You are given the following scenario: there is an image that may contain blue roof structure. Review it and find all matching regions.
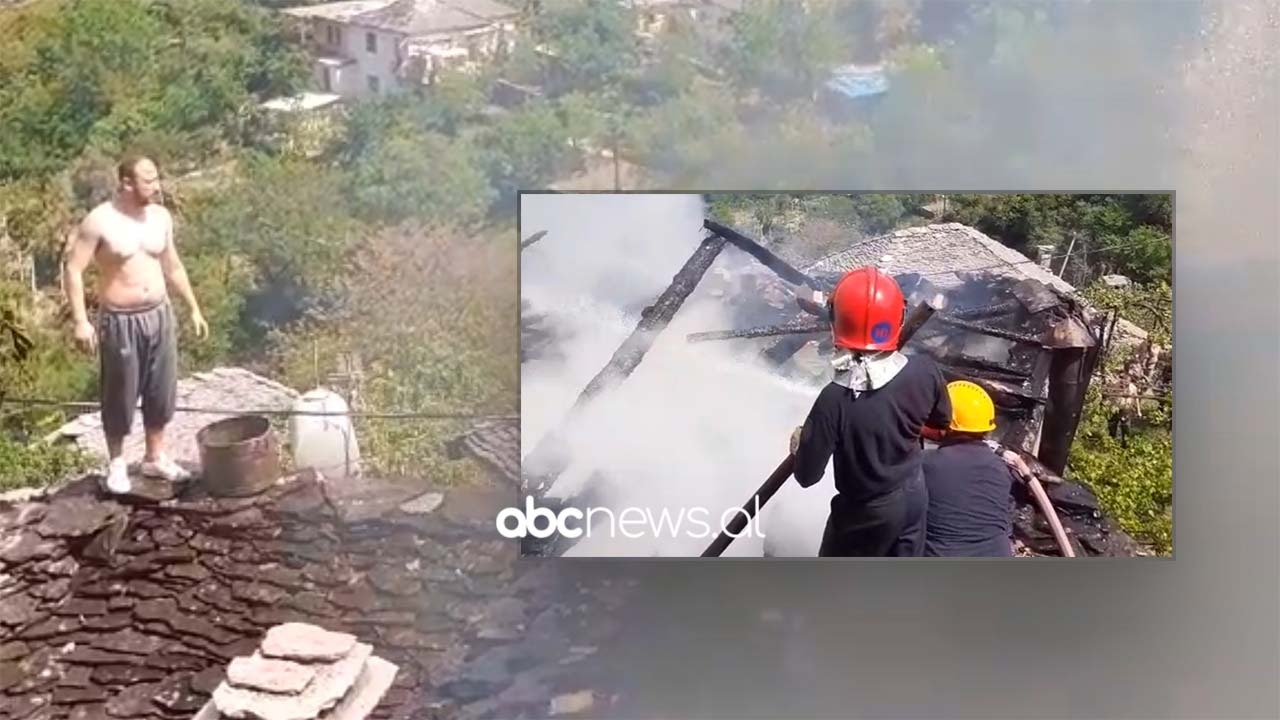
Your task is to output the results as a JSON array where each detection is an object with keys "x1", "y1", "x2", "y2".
[{"x1": 824, "y1": 65, "x2": 890, "y2": 100}]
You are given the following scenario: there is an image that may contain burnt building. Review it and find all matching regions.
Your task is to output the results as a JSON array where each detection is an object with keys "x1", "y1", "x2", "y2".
[{"x1": 731, "y1": 222, "x2": 1148, "y2": 556}]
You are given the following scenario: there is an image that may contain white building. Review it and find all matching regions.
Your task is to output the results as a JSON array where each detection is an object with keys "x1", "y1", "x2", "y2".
[{"x1": 283, "y1": 0, "x2": 520, "y2": 99}]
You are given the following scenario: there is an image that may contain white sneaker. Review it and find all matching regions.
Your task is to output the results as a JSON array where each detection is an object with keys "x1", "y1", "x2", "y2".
[
  {"x1": 103, "y1": 457, "x2": 131, "y2": 495},
  {"x1": 140, "y1": 454, "x2": 191, "y2": 482}
]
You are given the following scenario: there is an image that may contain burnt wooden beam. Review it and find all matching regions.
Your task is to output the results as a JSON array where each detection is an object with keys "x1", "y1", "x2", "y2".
[
  {"x1": 1038, "y1": 347, "x2": 1087, "y2": 475},
  {"x1": 703, "y1": 219, "x2": 823, "y2": 291},
  {"x1": 520, "y1": 230, "x2": 548, "y2": 250},
  {"x1": 936, "y1": 315, "x2": 1046, "y2": 345},
  {"x1": 521, "y1": 233, "x2": 729, "y2": 499},
  {"x1": 686, "y1": 319, "x2": 828, "y2": 344},
  {"x1": 950, "y1": 300, "x2": 1021, "y2": 320}
]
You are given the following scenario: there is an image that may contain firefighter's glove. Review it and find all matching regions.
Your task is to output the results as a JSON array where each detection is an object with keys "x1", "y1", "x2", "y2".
[{"x1": 789, "y1": 425, "x2": 803, "y2": 456}]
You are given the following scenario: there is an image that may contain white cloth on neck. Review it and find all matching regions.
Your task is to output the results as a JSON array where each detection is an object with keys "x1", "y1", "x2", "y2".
[{"x1": 831, "y1": 349, "x2": 908, "y2": 397}]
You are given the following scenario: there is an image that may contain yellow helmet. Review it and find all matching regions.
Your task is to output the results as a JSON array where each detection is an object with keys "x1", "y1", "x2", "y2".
[{"x1": 947, "y1": 380, "x2": 996, "y2": 433}]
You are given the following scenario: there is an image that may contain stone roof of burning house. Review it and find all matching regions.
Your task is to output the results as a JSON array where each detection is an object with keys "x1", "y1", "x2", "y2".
[
  {"x1": 47, "y1": 368, "x2": 299, "y2": 469},
  {"x1": 804, "y1": 222, "x2": 1079, "y2": 296}
]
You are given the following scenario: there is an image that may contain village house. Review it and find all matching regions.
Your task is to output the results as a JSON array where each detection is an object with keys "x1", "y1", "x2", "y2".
[
  {"x1": 281, "y1": 0, "x2": 521, "y2": 99},
  {"x1": 625, "y1": 0, "x2": 743, "y2": 37}
]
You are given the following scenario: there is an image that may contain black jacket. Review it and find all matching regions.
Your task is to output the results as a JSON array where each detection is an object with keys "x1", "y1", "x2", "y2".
[{"x1": 793, "y1": 355, "x2": 951, "y2": 502}]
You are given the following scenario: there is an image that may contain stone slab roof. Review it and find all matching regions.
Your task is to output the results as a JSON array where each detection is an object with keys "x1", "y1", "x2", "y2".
[
  {"x1": 802, "y1": 222, "x2": 1148, "y2": 343},
  {"x1": 282, "y1": 0, "x2": 396, "y2": 23},
  {"x1": 287, "y1": 0, "x2": 517, "y2": 36},
  {"x1": 804, "y1": 222, "x2": 1079, "y2": 295},
  {"x1": 357, "y1": 0, "x2": 517, "y2": 35}
]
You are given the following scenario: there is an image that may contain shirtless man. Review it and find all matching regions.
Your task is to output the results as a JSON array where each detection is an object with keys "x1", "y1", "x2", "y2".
[{"x1": 63, "y1": 154, "x2": 208, "y2": 494}]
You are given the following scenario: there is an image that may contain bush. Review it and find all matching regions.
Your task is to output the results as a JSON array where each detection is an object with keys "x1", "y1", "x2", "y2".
[
  {"x1": 348, "y1": 131, "x2": 493, "y2": 227},
  {"x1": 0, "y1": 437, "x2": 94, "y2": 492},
  {"x1": 1068, "y1": 384, "x2": 1173, "y2": 554}
]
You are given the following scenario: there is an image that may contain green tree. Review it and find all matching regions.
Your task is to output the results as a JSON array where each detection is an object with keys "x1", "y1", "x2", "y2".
[
  {"x1": 178, "y1": 155, "x2": 358, "y2": 363},
  {"x1": 720, "y1": 0, "x2": 847, "y2": 103},
  {"x1": 480, "y1": 102, "x2": 574, "y2": 207},
  {"x1": 557, "y1": 91, "x2": 608, "y2": 152},
  {"x1": 628, "y1": 85, "x2": 745, "y2": 181},
  {"x1": 533, "y1": 0, "x2": 641, "y2": 92},
  {"x1": 0, "y1": 0, "x2": 306, "y2": 182},
  {"x1": 0, "y1": 279, "x2": 96, "y2": 462},
  {"x1": 348, "y1": 131, "x2": 494, "y2": 226}
]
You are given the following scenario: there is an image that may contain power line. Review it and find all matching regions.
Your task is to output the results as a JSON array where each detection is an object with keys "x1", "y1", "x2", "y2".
[{"x1": 0, "y1": 396, "x2": 517, "y2": 422}]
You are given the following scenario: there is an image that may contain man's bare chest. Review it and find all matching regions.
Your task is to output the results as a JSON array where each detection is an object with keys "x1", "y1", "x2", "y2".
[{"x1": 96, "y1": 210, "x2": 168, "y2": 262}]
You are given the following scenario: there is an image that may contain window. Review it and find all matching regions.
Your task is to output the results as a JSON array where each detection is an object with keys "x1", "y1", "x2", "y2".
[
  {"x1": 326, "y1": 25, "x2": 343, "y2": 46},
  {"x1": 367, "y1": 75, "x2": 380, "y2": 94},
  {"x1": 366, "y1": 32, "x2": 377, "y2": 53}
]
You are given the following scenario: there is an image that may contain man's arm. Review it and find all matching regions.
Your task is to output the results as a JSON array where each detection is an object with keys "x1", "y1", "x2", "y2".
[
  {"x1": 63, "y1": 217, "x2": 99, "y2": 352},
  {"x1": 158, "y1": 210, "x2": 207, "y2": 339},
  {"x1": 792, "y1": 388, "x2": 838, "y2": 488}
]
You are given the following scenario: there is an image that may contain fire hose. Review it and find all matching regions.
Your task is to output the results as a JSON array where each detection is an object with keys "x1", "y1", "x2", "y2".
[{"x1": 999, "y1": 449, "x2": 1076, "y2": 557}]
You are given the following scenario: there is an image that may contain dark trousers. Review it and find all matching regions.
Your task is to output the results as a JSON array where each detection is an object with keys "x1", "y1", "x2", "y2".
[
  {"x1": 890, "y1": 471, "x2": 928, "y2": 557},
  {"x1": 819, "y1": 472, "x2": 929, "y2": 558},
  {"x1": 97, "y1": 299, "x2": 177, "y2": 438}
]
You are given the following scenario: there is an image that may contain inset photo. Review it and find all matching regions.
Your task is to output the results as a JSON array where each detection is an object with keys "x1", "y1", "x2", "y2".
[{"x1": 518, "y1": 192, "x2": 1172, "y2": 558}]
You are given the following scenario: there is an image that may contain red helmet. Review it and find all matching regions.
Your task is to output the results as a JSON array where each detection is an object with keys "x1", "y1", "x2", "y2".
[{"x1": 827, "y1": 267, "x2": 905, "y2": 351}]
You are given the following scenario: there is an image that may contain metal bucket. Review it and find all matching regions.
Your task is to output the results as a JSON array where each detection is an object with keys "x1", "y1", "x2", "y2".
[{"x1": 197, "y1": 415, "x2": 279, "y2": 497}]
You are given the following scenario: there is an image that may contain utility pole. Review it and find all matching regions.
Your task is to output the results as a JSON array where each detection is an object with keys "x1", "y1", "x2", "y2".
[
  {"x1": 1058, "y1": 231, "x2": 1078, "y2": 278},
  {"x1": 612, "y1": 131, "x2": 621, "y2": 192}
]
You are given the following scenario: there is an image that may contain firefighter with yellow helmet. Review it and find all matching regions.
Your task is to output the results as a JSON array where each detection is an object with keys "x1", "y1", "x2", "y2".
[{"x1": 920, "y1": 380, "x2": 1021, "y2": 557}]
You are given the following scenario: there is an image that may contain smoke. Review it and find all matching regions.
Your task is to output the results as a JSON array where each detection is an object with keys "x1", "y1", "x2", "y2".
[
  {"x1": 519, "y1": 193, "x2": 837, "y2": 556},
  {"x1": 686, "y1": 1, "x2": 1205, "y2": 191}
]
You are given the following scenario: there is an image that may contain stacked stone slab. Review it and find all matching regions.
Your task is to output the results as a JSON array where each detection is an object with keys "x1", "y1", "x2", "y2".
[{"x1": 194, "y1": 623, "x2": 396, "y2": 720}]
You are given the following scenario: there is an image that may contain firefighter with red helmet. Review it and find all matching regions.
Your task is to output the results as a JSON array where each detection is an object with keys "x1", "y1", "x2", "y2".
[{"x1": 788, "y1": 267, "x2": 952, "y2": 556}]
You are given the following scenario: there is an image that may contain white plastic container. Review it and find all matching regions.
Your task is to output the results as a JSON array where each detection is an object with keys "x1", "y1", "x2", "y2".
[{"x1": 288, "y1": 389, "x2": 361, "y2": 480}]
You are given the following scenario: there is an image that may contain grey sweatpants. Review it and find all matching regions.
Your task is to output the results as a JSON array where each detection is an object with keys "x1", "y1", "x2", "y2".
[{"x1": 98, "y1": 299, "x2": 177, "y2": 438}]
